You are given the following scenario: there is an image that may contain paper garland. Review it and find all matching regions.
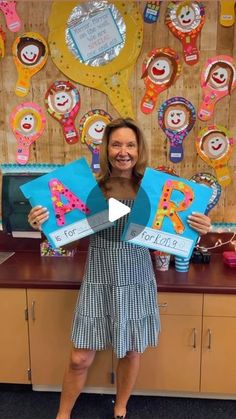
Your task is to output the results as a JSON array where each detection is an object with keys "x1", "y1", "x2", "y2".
[
  {"x1": 12, "y1": 32, "x2": 48, "y2": 97},
  {"x1": 45, "y1": 80, "x2": 80, "y2": 145},
  {"x1": 0, "y1": 1, "x2": 21, "y2": 32},
  {"x1": 165, "y1": 1, "x2": 205, "y2": 66},
  {"x1": 79, "y1": 109, "x2": 112, "y2": 173},
  {"x1": 190, "y1": 172, "x2": 222, "y2": 214},
  {"x1": 158, "y1": 96, "x2": 196, "y2": 163},
  {"x1": 141, "y1": 47, "x2": 181, "y2": 114},
  {"x1": 48, "y1": 1, "x2": 143, "y2": 118},
  {"x1": 198, "y1": 55, "x2": 236, "y2": 121},
  {"x1": 10, "y1": 102, "x2": 46, "y2": 165},
  {"x1": 195, "y1": 125, "x2": 234, "y2": 187}
]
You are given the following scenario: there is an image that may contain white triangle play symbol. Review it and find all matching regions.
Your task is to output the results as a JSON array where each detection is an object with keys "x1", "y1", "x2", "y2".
[{"x1": 108, "y1": 197, "x2": 131, "y2": 222}]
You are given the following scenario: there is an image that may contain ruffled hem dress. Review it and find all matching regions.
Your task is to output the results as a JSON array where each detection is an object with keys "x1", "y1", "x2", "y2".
[{"x1": 71, "y1": 199, "x2": 160, "y2": 359}]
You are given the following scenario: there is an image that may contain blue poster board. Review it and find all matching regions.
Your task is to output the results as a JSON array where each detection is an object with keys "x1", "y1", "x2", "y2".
[
  {"x1": 122, "y1": 168, "x2": 212, "y2": 258},
  {"x1": 20, "y1": 158, "x2": 111, "y2": 248}
]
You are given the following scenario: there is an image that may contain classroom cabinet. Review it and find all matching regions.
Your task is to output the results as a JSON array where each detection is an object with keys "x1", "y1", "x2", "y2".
[
  {"x1": 27, "y1": 289, "x2": 113, "y2": 389},
  {"x1": 2, "y1": 289, "x2": 236, "y2": 397},
  {"x1": 27, "y1": 289, "x2": 78, "y2": 386},
  {"x1": 134, "y1": 293, "x2": 202, "y2": 392},
  {"x1": 0, "y1": 289, "x2": 30, "y2": 383},
  {"x1": 201, "y1": 294, "x2": 236, "y2": 394}
]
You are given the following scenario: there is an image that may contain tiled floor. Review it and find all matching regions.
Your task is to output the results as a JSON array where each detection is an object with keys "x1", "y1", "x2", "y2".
[{"x1": 0, "y1": 388, "x2": 236, "y2": 419}]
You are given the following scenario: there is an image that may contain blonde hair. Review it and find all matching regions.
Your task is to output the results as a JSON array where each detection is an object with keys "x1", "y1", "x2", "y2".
[{"x1": 96, "y1": 118, "x2": 149, "y2": 183}]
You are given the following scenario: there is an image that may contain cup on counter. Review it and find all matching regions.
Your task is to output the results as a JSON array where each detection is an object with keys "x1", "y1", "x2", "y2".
[
  {"x1": 175, "y1": 256, "x2": 190, "y2": 272},
  {"x1": 153, "y1": 251, "x2": 171, "y2": 271}
]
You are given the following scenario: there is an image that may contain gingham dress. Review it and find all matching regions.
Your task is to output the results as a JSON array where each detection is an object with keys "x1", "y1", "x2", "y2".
[{"x1": 71, "y1": 199, "x2": 160, "y2": 359}]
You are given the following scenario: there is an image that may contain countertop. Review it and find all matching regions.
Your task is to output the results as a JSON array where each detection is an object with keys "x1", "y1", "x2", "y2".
[{"x1": 0, "y1": 251, "x2": 236, "y2": 294}]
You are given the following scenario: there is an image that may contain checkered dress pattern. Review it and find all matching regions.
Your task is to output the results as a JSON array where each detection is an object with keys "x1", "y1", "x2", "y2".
[{"x1": 71, "y1": 200, "x2": 160, "y2": 358}]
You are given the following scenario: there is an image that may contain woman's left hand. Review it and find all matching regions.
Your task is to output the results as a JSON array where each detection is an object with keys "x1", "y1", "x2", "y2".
[{"x1": 187, "y1": 212, "x2": 211, "y2": 235}]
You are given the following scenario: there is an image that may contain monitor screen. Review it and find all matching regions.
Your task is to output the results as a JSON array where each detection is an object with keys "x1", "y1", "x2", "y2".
[{"x1": 1, "y1": 173, "x2": 44, "y2": 238}]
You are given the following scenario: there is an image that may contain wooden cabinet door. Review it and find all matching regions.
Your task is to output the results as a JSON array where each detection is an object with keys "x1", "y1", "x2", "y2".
[
  {"x1": 27, "y1": 289, "x2": 78, "y2": 386},
  {"x1": 135, "y1": 315, "x2": 202, "y2": 392},
  {"x1": 201, "y1": 317, "x2": 236, "y2": 394},
  {"x1": 27, "y1": 289, "x2": 113, "y2": 389},
  {"x1": 0, "y1": 289, "x2": 30, "y2": 383}
]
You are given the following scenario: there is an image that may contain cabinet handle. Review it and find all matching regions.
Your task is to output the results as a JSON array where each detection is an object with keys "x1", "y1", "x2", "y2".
[
  {"x1": 207, "y1": 329, "x2": 212, "y2": 350},
  {"x1": 158, "y1": 302, "x2": 168, "y2": 308},
  {"x1": 31, "y1": 301, "x2": 36, "y2": 321},
  {"x1": 192, "y1": 328, "x2": 197, "y2": 349}
]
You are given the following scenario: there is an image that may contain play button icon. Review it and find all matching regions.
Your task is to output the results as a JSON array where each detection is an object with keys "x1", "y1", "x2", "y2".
[{"x1": 108, "y1": 197, "x2": 131, "y2": 222}]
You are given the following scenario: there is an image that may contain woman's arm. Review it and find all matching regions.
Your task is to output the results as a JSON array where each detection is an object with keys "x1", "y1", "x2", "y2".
[{"x1": 187, "y1": 212, "x2": 211, "y2": 235}]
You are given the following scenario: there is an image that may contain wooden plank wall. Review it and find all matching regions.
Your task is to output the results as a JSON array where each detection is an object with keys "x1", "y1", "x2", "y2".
[{"x1": 0, "y1": 1, "x2": 235, "y2": 222}]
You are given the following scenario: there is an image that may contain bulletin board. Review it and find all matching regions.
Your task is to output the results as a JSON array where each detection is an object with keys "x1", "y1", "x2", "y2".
[{"x1": 0, "y1": 1, "x2": 235, "y2": 224}]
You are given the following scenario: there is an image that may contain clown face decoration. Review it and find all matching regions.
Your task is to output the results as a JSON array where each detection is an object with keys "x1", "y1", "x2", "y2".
[
  {"x1": 17, "y1": 39, "x2": 45, "y2": 66},
  {"x1": 147, "y1": 56, "x2": 174, "y2": 85},
  {"x1": 141, "y1": 47, "x2": 181, "y2": 114},
  {"x1": 12, "y1": 32, "x2": 48, "y2": 97},
  {"x1": 201, "y1": 131, "x2": 228, "y2": 159},
  {"x1": 45, "y1": 81, "x2": 80, "y2": 145},
  {"x1": 164, "y1": 104, "x2": 190, "y2": 132},
  {"x1": 19, "y1": 113, "x2": 36, "y2": 135},
  {"x1": 206, "y1": 63, "x2": 234, "y2": 91},
  {"x1": 196, "y1": 125, "x2": 234, "y2": 187},
  {"x1": 198, "y1": 56, "x2": 236, "y2": 121},
  {"x1": 177, "y1": 3, "x2": 196, "y2": 28},
  {"x1": 10, "y1": 102, "x2": 46, "y2": 165},
  {"x1": 49, "y1": 90, "x2": 74, "y2": 114},
  {"x1": 79, "y1": 109, "x2": 112, "y2": 173},
  {"x1": 158, "y1": 97, "x2": 196, "y2": 163},
  {"x1": 165, "y1": 1, "x2": 205, "y2": 65}
]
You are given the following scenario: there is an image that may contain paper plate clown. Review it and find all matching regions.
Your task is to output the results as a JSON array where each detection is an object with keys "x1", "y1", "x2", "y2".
[
  {"x1": 141, "y1": 47, "x2": 181, "y2": 114},
  {"x1": 79, "y1": 109, "x2": 112, "y2": 173},
  {"x1": 158, "y1": 96, "x2": 196, "y2": 163},
  {"x1": 12, "y1": 32, "x2": 48, "y2": 97},
  {"x1": 45, "y1": 80, "x2": 80, "y2": 145},
  {"x1": 195, "y1": 125, "x2": 234, "y2": 187},
  {"x1": 198, "y1": 55, "x2": 236, "y2": 121},
  {"x1": 165, "y1": 1, "x2": 205, "y2": 66},
  {"x1": 10, "y1": 102, "x2": 46, "y2": 165}
]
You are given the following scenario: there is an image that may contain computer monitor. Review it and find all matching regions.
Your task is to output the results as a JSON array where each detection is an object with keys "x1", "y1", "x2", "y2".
[{"x1": 1, "y1": 172, "x2": 44, "y2": 238}]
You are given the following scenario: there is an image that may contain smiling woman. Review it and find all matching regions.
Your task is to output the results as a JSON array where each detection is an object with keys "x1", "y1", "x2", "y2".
[{"x1": 27, "y1": 118, "x2": 211, "y2": 419}]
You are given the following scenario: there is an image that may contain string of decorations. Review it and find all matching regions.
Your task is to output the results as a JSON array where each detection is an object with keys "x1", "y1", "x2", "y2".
[{"x1": 198, "y1": 232, "x2": 236, "y2": 252}]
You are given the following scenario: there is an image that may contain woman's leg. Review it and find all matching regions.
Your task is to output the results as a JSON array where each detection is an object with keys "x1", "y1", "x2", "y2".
[
  {"x1": 56, "y1": 347, "x2": 96, "y2": 419},
  {"x1": 114, "y1": 351, "x2": 140, "y2": 418}
]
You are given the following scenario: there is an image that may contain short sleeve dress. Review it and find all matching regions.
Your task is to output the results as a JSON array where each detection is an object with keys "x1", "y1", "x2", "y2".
[{"x1": 71, "y1": 199, "x2": 160, "y2": 359}]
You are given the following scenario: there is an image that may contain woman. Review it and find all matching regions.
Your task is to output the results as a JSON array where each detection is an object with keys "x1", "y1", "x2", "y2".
[{"x1": 28, "y1": 118, "x2": 211, "y2": 419}]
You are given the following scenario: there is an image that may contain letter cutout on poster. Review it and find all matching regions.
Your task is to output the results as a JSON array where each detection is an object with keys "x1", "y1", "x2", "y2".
[
  {"x1": 152, "y1": 180, "x2": 194, "y2": 234},
  {"x1": 122, "y1": 169, "x2": 212, "y2": 258},
  {"x1": 20, "y1": 158, "x2": 112, "y2": 248},
  {"x1": 49, "y1": 179, "x2": 90, "y2": 226}
]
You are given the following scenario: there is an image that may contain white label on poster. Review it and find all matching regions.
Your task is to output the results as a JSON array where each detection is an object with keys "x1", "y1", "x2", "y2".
[
  {"x1": 69, "y1": 8, "x2": 123, "y2": 62},
  {"x1": 49, "y1": 210, "x2": 112, "y2": 247},
  {"x1": 124, "y1": 223, "x2": 193, "y2": 257}
]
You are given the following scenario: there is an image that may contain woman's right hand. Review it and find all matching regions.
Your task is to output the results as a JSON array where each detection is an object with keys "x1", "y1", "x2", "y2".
[{"x1": 28, "y1": 206, "x2": 49, "y2": 230}]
